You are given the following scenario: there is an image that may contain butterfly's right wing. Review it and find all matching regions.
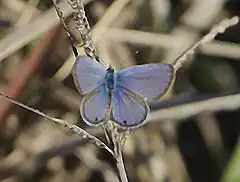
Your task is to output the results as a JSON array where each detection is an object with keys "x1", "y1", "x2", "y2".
[
  {"x1": 111, "y1": 86, "x2": 149, "y2": 128},
  {"x1": 80, "y1": 84, "x2": 110, "y2": 126},
  {"x1": 117, "y1": 64, "x2": 174, "y2": 100},
  {"x1": 73, "y1": 56, "x2": 106, "y2": 94}
]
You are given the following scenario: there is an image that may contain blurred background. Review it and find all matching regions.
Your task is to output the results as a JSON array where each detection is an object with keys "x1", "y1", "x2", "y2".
[{"x1": 0, "y1": 0, "x2": 240, "y2": 182}]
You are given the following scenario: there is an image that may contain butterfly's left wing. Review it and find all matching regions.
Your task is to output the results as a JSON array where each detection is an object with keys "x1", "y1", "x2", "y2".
[
  {"x1": 111, "y1": 86, "x2": 149, "y2": 128},
  {"x1": 80, "y1": 84, "x2": 109, "y2": 126},
  {"x1": 117, "y1": 64, "x2": 174, "y2": 100}
]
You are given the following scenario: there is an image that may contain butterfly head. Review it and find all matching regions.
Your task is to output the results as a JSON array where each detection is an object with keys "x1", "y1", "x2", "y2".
[{"x1": 107, "y1": 66, "x2": 114, "y2": 73}]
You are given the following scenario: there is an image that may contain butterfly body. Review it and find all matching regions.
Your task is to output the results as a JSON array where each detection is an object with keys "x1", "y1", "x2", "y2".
[
  {"x1": 73, "y1": 56, "x2": 174, "y2": 128},
  {"x1": 105, "y1": 67, "x2": 115, "y2": 91}
]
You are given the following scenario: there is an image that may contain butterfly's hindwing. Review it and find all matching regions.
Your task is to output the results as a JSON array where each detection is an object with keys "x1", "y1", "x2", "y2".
[
  {"x1": 111, "y1": 85, "x2": 149, "y2": 128},
  {"x1": 80, "y1": 84, "x2": 110, "y2": 126}
]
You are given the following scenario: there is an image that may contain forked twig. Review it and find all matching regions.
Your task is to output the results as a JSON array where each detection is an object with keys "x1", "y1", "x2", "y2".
[
  {"x1": 171, "y1": 16, "x2": 239, "y2": 70},
  {"x1": 0, "y1": 93, "x2": 113, "y2": 156}
]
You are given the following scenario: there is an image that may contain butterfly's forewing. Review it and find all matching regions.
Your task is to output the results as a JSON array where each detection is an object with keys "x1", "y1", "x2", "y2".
[
  {"x1": 73, "y1": 56, "x2": 106, "y2": 95},
  {"x1": 80, "y1": 84, "x2": 109, "y2": 126},
  {"x1": 111, "y1": 86, "x2": 149, "y2": 128},
  {"x1": 117, "y1": 64, "x2": 174, "y2": 100}
]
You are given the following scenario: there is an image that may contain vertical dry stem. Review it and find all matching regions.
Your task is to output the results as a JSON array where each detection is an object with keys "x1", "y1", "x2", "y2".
[
  {"x1": 66, "y1": 0, "x2": 96, "y2": 57},
  {"x1": 111, "y1": 127, "x2": 129, "y2": 182},
  {"x1": 116, "y1": 148, "x2": 128, "y2": 182}
]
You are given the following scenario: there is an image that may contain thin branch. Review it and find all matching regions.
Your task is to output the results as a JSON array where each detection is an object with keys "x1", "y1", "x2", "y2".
[
  {"x1": 148, "y1": 92, "x2": 240, "y2": 123},
  {"x1": 180, "y1": 0, "x2": 226, "y2": 29},
  {"x1": 0, "y1": 93, "x2": 114, "y2": 156},
  {"x1": 52, "y1": 0, "x2": 79, "y2": 57},
  {"x1": 0, "y1": 1, "x2": 70, "y2": 62},
  {"x1": 171, "y1": 16, "x2": 239, "y2": 70},
  {"x1": 50, "y1": 81, "x2": 240, "y2": 124},
  {"x1": 0, "y1": 27, "x2": 59, "y2": 126},
  {"x1": 52, "y1": 0, "x2": 132, "y2": 80},
  {"x1": 92, "y1": 0, "x2": 131, "y2": 43},
  {"x1": 14, "y1": 0, "x2": 39, "y2": 28},
  {"x1": 0, "y1": 92, "x2": 129, "y2": 181},
  {"x1": 115, "y1": 149, "x2": 128, "y2": 182},
  {"x1": 104, "y1": 28, "x2": 240, "y2": 60},
  {"x1": 111, "y1": 127, "x2": 129, "y2": 182},
  {"x1": 66, "y1": 0, "x2": 96, "y2": 57},
  {"x1": 0, "y1": 0, "x2": 93, "y2": 62}
]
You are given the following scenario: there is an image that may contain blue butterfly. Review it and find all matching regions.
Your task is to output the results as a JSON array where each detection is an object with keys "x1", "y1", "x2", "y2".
[{"x1": 72, "y1": 56, "x2": 174, "y2": 128}]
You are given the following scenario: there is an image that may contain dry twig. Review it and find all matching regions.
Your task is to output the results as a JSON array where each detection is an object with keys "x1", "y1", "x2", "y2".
[
  {"x1": 171, "y1": 16, "x2": 239, "y2": 70},
  {"x1": 0, "y1": 93, "x2": 114, "y2": 156}
]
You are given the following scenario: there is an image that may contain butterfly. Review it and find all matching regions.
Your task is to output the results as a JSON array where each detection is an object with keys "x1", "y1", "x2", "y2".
[{"x1": 72, "y1": 56, "x2": 174, "y2": 128}]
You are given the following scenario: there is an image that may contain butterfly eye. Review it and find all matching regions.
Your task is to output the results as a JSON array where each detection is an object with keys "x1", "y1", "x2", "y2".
[{"x1": 107, "y1": 67, "x2": 114, "y2": 72}]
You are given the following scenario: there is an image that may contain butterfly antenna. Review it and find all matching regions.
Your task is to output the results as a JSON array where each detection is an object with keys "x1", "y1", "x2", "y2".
[{"x1": 94, "y1": 55, "x2": 111, "y2": 69}]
